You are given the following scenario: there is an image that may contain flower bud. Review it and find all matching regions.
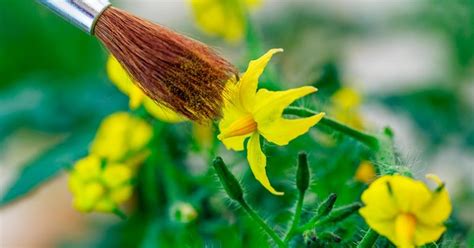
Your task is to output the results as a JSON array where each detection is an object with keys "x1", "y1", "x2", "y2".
[
  {"x1": 213, "y1": 157, "x2": 244, "y2": 202},
  {"x1": 170, "y1": 202, "x2": 198, "y2": 223},
  {"x1": 321, "y1": 202, "x2": 362, "y2": 224},
  {"x1": 296, "y1": 152, "x2": 310, "y2": 193},
  {"x1": 316, "y1": 193, "x2": 337, "y2": 218}
]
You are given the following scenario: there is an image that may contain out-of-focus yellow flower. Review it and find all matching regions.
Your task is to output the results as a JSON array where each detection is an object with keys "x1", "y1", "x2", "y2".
[
  {"x1": 189, "y1": 0, "x2": 262, "y2": 42},
  {"x1": 107, "y1": 56, "x2": 186, "y2": 123},
  {"x1": 217, "y1": 49, "x2": 325, "y2": 195},
  {"x1": 331, "y1": 87, "x2": 364, "y2": 130},
  {"x1": 68, "y1": 155, "x2": 134, "y2": 213},
  {"x1": 193, "y1": 122, "x2": 214, "y2": 150},
  {"x1": 359, "y1": 174, "x2": 452, "y2": 248},
  {"x1": 355, "y1": 160, "x2": 376, "y2": 184},
  {"x1": 90, "y1": 112, "x2": 153, "y2": 162}
]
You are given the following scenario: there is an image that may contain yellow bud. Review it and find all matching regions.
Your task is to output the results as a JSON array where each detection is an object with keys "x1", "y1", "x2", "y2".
[
  {"x1": 102, "y1": 164, "x2": 133, "y2": 188},
  {"x1": 355, "y1": 161, "x2": 376, "y2": 184}
]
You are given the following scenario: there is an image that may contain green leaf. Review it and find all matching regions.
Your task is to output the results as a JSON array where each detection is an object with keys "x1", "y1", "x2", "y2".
[{"x1": 0, "y1": 127, "x2": 95, "y2": 206}]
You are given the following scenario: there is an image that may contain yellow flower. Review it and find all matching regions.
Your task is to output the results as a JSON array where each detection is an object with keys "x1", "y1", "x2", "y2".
[
  {"x1": 355, "y1": 160, "x2": 376, "y2": 184},
  {"x1": 359, "y1": 174, "x2": 452, "y2": 248},
  {"x1": 68, "y1": 155, "x2": 134, "y2": 213},
  {"x1": 217, "y1": 49, "x2": 325, "y2": 195},
  {"x1": 189, "y1": 0, "x2": 262, "y2": 42},
  {"x1": 90, "y1": 112, "x2": 153, "y2": 162},
  {"x1": 107, "y1": 56, "x2": 186, "y2": 123},
  {"x1": 331, "y1": 87, "x2": 364, "y2": 130}
]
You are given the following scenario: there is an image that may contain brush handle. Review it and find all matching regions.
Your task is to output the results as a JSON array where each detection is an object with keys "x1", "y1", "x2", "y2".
[{"x1": 38, "y1": 0, "x2": 111, "y2": 34}]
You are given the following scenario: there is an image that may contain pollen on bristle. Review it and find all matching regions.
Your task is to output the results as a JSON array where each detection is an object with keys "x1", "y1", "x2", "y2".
[{"x1": 94, "y1": 7, "x2": 237, "y2": 121}]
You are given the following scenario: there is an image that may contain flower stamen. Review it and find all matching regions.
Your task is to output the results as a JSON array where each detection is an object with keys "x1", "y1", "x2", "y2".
[{"x1": 219, "y1": 115, "x2": 257, "y2": 139}]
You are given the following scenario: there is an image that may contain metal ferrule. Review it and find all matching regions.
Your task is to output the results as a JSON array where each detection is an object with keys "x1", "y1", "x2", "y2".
[{"x1": 38, "y1": 0, "x2": 111, "y2": 34}]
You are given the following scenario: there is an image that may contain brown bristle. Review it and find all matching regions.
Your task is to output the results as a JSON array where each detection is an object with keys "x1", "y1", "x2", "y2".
[{"x1": 94, "y1": 7, "x2": 237, "y2": 121}]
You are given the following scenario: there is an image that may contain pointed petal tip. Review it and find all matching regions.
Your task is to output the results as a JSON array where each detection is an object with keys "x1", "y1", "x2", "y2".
[{"x1": 266, "y1": 187, "x2": 285, "y2": 196}]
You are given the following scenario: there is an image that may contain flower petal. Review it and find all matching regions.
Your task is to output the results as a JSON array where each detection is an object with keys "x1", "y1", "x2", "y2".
[
  {"x1": 253, "y1": 86, "x2": 317, "y2": 124},
  {"x1": 246, "y1": 133, "x2": 284, "y2": 195},
  {"x1": 107, "y1": 55, "x2": 134, "y2": 95},
  {"x1": 219, "y1": 133, "x2": 250, "y2": 151},
  {"x1": 415, "y1": 187, "x2": 451, "y2": 225},
  {"x1": 414, "y1": 224, "x2": 446, "y2": 246},
  {"x1": 129, "y1": 85, "x2": 146, "y2": 109},
  {"x1": 360, "y1": 176, "x2": 399, "y2": 221},
  {"x1": 259, "y1": 113, "x2": 324, "y2": 146},
  {"x1": 389, "y1": 175, "x2": 432, "y2": 213},
  {"x1": 239, "y1": 48, "x2": 283, "y2": 111},
  {"x1": 143, "y1": 98, "x2": 186, "y2": 123}
]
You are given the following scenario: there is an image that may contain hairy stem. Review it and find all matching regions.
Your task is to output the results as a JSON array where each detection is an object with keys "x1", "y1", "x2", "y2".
[
  {"x1": 240, "y1": 200, "x2": 287, "y2": 248},
  {"x1": 296, "y1": 214, "x2": 321, "y2": 233},
  {"x1": 284, "y1": 106, "x2": 379, "y2": 150},
  {"x1": 284, "y1": 191, "x2": 305, "y2": 242}
]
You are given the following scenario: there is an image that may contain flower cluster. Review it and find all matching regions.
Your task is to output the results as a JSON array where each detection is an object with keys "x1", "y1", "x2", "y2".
[
  {"x1": 68, "y1": 112, "x2": 153, "y2": 213},
  {"x1": 68, "y1": 155, "x2": 133, "y2": 213},
  {"x1": 360, "y1": 174, "x2": 452, "y2": 247}
]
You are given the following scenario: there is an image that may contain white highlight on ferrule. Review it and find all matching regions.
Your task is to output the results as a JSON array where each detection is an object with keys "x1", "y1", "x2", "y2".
[{"x1": 38, "y1": 0, "x2": 111, "y2": 34}]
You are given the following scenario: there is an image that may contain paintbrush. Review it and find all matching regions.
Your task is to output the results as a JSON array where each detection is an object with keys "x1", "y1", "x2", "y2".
[{"x1": 38, "y1": 0, "x2": 237, "y2": 121}]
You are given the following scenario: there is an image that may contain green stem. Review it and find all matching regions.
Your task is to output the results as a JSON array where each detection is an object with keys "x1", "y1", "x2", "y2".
[
  {"x1": 284, "y1": 106, "x2": 379, "y2": 150},
  {"x1": 240, "y1": 200, "x2": 287, "y2": 248},
  {"x1": 357, "y1": 229, "x2": 379, "y2": 248},
  {"x1": 295, "y1": 214, "x2": 320, "y2": 233},
  {"x1": 284, "y1": 192, "x2": 305, "y2": 242}
]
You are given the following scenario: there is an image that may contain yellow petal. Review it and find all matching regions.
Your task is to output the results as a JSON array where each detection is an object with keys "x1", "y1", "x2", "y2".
[
  {"x1": 72, "y1": 155, "x2": 102, "y2": 180},
  {"x1": 129, "y1": 85, "x2": 146, "y2": 109},
  {"x1": 359, "y1": 209, "x2": 397, "y2": 244},
  {"x1": 246, "y1": 133, "x2": 283, "y2": 195},
  {"x1": 245, "y1": 0, "x2": 262, "y2": 8},
  {"x1": 360, "y1": 176, "x2": 399, "y2": 221},
  {"x1": 219, "y1": 133, "x2": 251, "y2": 151},
  {"x1": 239, "y1": 49, "x2": 283, "y2": 111},
  {"x1": 73, "y1": 182, "x2": 105, "y2": 212},
  {"x1": 415, "y1": 185, "x2": 452, "y2": 225},
  {"x1": 389, "y1": 175, "x2": 432, "y2": 213},
  {"x1": 258, "y1": 113, "x2": 324, "y2": 146},
  {"x1": 106, "y1": 55, "x2": 134, "y2": 95},
  {"x1": 253, "y1": 86, "x2": 317, "y2": 124},
  {"x1": 90, "y1": 112, "x2": 153, "y2": 161},
  {"x1": 395, "y1": 213, "x2": 417, "y2": 247},
  {"x1": 102, "y1": 164, "x2": 133, "y2": 188},
  {"x1": 143, "y1": 98, "x2": 186, "y2": 123},
  {"x1": 414, "y1": 223, "x2": 446, "y2": 246},
  {"x1": 218, "y1": 114, "x2": 257, "y2": 139},
  {"x1": 111, "y1": 186, "x2": 133, "y2": 203},
  {"x1": 94, "y1": 198, "x2": 116, "y2": 213},
  {"x1": 218, "y1": 81, "x2": 252, "y2": 150}
]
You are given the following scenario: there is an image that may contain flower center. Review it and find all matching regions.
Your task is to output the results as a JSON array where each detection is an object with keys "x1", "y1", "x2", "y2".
[
  {"x1": 395, "y1": 213, "x2": 417, "y2": 246},
  {"x1": 219, "y1": 115, "x2": 257, "y2": 139}
]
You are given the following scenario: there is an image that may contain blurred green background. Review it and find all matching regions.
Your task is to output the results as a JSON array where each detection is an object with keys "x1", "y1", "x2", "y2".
[{"x1": 0, "y1": 0, "x2": 473, "y2": 247}]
